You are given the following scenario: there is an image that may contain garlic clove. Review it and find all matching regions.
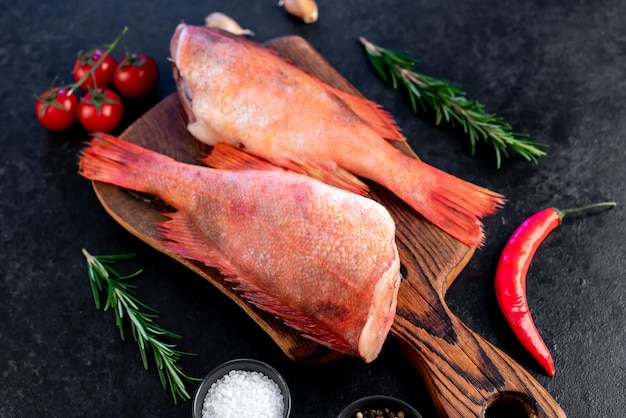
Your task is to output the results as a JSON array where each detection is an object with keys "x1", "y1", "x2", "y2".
[
  {"x1": 279, "y1": 0, "x2": 318, "y2": 24},
  {"x1": 204, "y1": 12, "x2": 255, "y2": 36}
]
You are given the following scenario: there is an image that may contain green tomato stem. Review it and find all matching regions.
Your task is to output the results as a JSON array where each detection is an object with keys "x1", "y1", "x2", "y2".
[{"x1": 68, "y1": 26, "x2": 129, "y2": 95}]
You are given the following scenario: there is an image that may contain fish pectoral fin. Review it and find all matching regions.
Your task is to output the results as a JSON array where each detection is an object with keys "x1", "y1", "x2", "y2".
[
  {"x1": 201, "y1": 142, "x2": 283, "y2": 171},
  {"x1": 157, "y1": 211, "x2": 239, "y2": 276},
  {"x1": 316, "y1": 81, "x2": 405, "y2": 141},
  {"x1": 287, "y1": 158, "x2": 369, "y2": 196}
]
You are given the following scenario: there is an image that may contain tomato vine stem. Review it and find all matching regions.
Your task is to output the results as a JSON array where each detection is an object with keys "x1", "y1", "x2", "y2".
[{"x1": 68, "y1": 26, "x2": 129, "y2": 95}]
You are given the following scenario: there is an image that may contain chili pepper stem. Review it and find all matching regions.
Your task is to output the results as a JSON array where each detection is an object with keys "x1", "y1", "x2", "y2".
[{"x1": 556, "y1": 201, "x2": 617, "y2": 222}]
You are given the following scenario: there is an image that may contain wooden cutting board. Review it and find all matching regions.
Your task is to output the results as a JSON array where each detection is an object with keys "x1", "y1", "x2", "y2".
[{"x1": 91, "y1": 35, "x2": 565, "y2": 417}]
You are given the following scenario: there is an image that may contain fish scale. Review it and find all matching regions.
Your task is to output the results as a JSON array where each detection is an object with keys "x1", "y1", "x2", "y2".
[
  {"x1": 170, "y1": 24, "x2": 505, "y2": 247},
  {"x1": 78, "y1": 132, "x2": 402, "y2": 363}
]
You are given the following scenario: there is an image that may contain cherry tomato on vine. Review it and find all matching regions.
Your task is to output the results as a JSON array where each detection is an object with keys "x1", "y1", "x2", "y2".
[
  {"x1": 35, "y1": 87, "x2": 79, "y2": 131},
  {"x1": 72, "y1": 49, "x2": 117, "y2": 91},
  {"x1": 113, "y1": 53, "x2": 159, "y2": 98},
  {"x1": 78, "y1": 88, "x2": 124, "y2": 133}
]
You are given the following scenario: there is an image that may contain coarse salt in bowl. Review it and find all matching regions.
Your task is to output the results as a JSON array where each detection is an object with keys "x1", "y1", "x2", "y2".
[{"x1": 192, "y1": 358, "x2": 291, "y2": 418}]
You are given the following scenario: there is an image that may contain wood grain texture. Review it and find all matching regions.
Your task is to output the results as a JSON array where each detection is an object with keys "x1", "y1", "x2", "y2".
[{"x1": 92, "y1": 35, "x2": 565, "y2": 417}]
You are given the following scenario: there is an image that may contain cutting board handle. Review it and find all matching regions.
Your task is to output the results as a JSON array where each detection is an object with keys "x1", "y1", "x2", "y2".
[{"x1": 391, "y1": 277, "x2": 567, "y2": 417}]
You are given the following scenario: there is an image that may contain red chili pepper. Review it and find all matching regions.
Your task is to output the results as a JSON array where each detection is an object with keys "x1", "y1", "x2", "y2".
[{"x1": 495, "y1": 201, "x2": 616, "y2": 377}]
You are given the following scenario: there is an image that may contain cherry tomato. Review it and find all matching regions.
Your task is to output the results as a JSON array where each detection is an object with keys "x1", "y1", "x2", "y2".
[
  {"x1": 72, "y1": 49, "x2": 116, "y2": 91},
  {"x1": 35, "y1": 87, "x2": 79, "y2": 131},
  {"x1": 78, "y1": 88, "x2": 124, "y2": 133},
  {"x1": 113, "y1": 53, "x2": 159, "y2": 98}
]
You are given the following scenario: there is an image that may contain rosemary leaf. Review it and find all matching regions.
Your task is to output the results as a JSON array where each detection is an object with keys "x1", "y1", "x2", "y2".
[
  {"x1": 359, "y1": 37, "x2": 548, "y2": 168},
  {"x1": 82, "y1": 248, "x2": 200, "y2": 405}
]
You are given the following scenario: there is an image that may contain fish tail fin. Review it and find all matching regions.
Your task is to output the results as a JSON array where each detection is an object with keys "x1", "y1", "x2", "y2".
[
  {"x1": 78, "y1": 132, "x2": 168, "y2": 194},
  {"x1": 204, "y1": 142, "x2": 369, "y2": 196},
  {"x1": 399, "y1": 161, "x2": 505, "y2": 247}
]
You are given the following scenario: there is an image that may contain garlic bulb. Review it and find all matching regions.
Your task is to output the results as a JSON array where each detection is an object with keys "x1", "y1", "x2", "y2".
[
  {"x1": 278, "y1": 0, "x2": 318, "y2": 24},
  {"x1": 204, "y1": 12, "x2": 254, "y2": 36}
]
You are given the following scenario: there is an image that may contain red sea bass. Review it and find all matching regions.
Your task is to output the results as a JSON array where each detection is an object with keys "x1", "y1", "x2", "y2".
[
  {"x1": 169, "y1": 24, "x2": 505, "y2": 247},
  {"x1": 79, "y1": 133, "x2": 401, "y2": 362}
]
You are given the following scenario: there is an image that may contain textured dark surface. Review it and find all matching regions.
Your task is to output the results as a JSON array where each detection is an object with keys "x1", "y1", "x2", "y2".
[{"x1": 1, "y1": 0, "x2": 625, "y2": 417}]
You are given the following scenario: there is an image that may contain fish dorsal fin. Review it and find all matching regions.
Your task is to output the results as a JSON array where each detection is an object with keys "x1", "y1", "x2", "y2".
[
  {"x1": 315, "y1": 80, "x2": 405, "y2": 141},
  {"x1": 202, "y1": 143, "x2": 369, "y2": 196},
  {"x1": 259, "y1": 40, "x2": 403, "y2": 141}
]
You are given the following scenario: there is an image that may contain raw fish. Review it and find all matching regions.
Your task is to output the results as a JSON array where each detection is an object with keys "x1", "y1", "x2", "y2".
[
  {"x1": 170, "y1": 24, "x2": 505, "y2": 247},
  {"x1": 78, "y1": 133, "x2": 402, "y2": 362}
]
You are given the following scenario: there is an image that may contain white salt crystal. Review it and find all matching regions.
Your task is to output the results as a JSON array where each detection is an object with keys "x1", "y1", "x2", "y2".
[{"x1": 201, "y1": 369, "x2": 285, "y2": 418}]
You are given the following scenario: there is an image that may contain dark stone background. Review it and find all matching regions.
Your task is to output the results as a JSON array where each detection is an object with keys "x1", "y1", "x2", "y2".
[{"x1": 1, "y1": 0, "x2": 624, "y2": 417}]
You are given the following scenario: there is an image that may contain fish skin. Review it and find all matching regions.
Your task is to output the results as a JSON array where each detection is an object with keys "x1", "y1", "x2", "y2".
[
  {"x1": 78, "y1": 133, "x2": 402, "y2": 362},
  {"x1": 170, "y1": 24, "x2": 505, "y2": 247}
]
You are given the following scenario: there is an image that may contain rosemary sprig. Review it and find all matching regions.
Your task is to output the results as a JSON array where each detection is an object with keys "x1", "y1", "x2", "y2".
[
  {"x1": 359, "y1": 37, "x2": 548, "y2": 168},
  {"x1": 82, "y1": 248, "x2": 200, "y2": 405}
]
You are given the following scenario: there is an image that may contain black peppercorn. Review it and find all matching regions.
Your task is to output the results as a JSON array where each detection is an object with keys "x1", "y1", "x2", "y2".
[{"x1": 355, "y1": 408, "x2": 405, "y2": 418}]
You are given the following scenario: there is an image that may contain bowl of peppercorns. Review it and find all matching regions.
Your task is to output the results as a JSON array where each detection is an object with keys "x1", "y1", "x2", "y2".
[{"x1": 337, "y1": 395, "x2": 422, "y2": 418}]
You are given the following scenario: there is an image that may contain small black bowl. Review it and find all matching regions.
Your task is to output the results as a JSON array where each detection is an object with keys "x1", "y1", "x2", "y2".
[
  {"x1": 337, "y1": 395, "x2": 422, "y2": 418},
  {"x1": 192, "y1": 358, "x2": 291, "y2": 418}
]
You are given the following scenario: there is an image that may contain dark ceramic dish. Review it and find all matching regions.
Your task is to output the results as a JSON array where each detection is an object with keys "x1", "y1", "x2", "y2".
[
  {"x1": 192, "y1": 358, "x2": 291, "y2": 418},
  {"x1": 337, "y1": 395, "x2": 422, "y2": 418}
]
